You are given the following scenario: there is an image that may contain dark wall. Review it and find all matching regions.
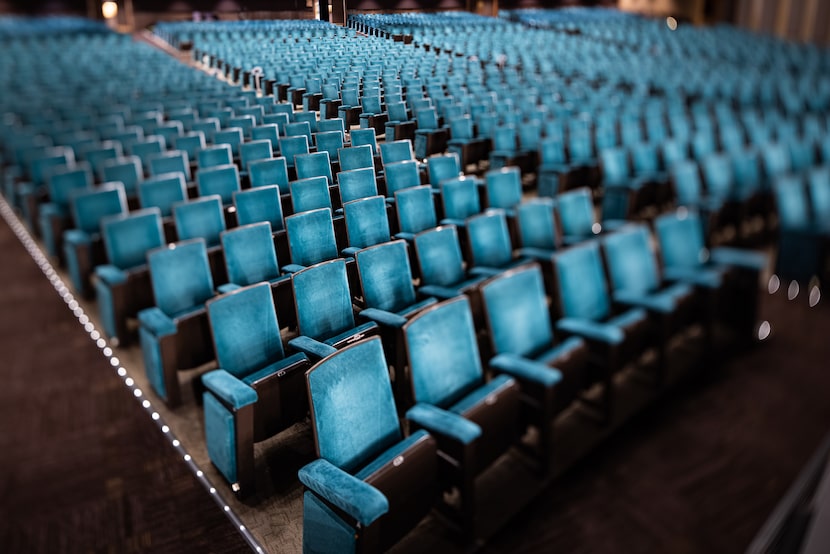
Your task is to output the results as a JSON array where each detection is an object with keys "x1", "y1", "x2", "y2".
[
  {"x1": 135, "y1": 0, "x2": 307, "y2": 11},
  {"x1": 346, "y1": 0, "x2": 465, "y2": 10},
  {"x1": 4, "y1": 0, "x2": 86, "y2": 14}
]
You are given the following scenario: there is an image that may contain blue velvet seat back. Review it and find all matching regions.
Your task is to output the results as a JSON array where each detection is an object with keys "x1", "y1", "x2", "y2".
[
  {"x1": 214, "y1": 128, "x2": 243, "y2": 157},
  {"x1": 290, "y1": 176, "x2": 332, "y2": 214},
  {"x1": 286, "y1": 207, "x2": 338, "y2": 267},
  {"x1": 630, "y1": 142, "x2": 659, "y2": 175},
  {"x1": 251, "y1": 124, "x2": 280, "y2": 152},
  {"x1": 84, "y1": 142, "x2": 121, "y2": 180},
  {"x1": 356, "y1": 240, "x2": 417, "y2": 313},
  {"x1": 207, "y1": 282, "x2": 284, "y2": 378},
  {"x1": 350, "y1": 128, "x2": 378, "y2": 156},
  {"x1": 317, "y1": 118, "x2": 345, "y2": 138},
  {"x1": 361, "y1": 93, "x2": 382, "y2": 116},
  {"x1": 554, "y1": 241, "x2": 611, "y2": 321},
  {"x1": 31, "y1": 147, "x2": 74, "y2": 185},
  {"x1": 197, "y1": 144, "x2": 232, "y2": 169},
  {"x1": 482, "y1": 265, "x2": 553, "y2": 357},
  {"x1": 671, "y1": 160, "x2": 703, "y2": 205},
  {"x1": 148, "y1": 238, "x2": 215, "y2": 317},
  {"x1": 427, "y1": 152, "x2": 460, "y2": 186},
  {"x1": 294, "y1": 259, "x2": 356, "y2": 341},
  {"x1": 196, "y1": 164, "x2": 240, "y2": 204},
  {"x1": 661, "y1": 139, "x2": 689, "y2": 168},
  {"x1": 414, "y1": 226, "x2": 466, "y2": 287},
  {"x1": 130, "y1": 138, "x2": 165, "y2": 169},
  {"x1": 762, "y1": 142, "x2": 792, "y2": 181},
  {"x1": 338, "y1": 144, "x2": 374, "y2": 172},
  {"x1": 602, "y1": 224, "x2": 660, "y2": 294},
  {"x1": 404, "y1": 296, "x2": 482, "y2": 408},
  {"x1": 467, "y1": 210, "x2": 513, "y2": 269},
  {"x1": 239, "y1": 139, "x2": 273, "y2": 173},
  {"x1": 307, "y1": 337, "x2": 401, "y2": 472},
  {"x1": 102, "y1": 208, "x2": 165, "y2": 270},
  {"x1": 773, "y1": 175, "x2": 810, "y2": 230},
  {"x1": 174, "y1": 133, "x2": 206, "y2": 162},
  {"x1": 278, "y1": 135, "x2": 310, "y2": 168},
  {"x1": 485, "y1": 166, "x2": 522, "y2": 210},
  {"x1": 138, "y1": 173, "x2": 187, "y2": 217},
  {"x1": 517, "y1": 198, "x2": 557, "y2": 251},
  {"x1": 600, "y1": 147, "x2": 629, "y2": 186},
  {"x1": 102, "y1": 156, "x2": 143, "y2": 196},
  {"x1": 315, "y1": 131, "x2": 344, "y2": 159},
  {"x1": 221, "y1": 222, "x2": 280, "y2": 286},
  {"x1": 70, "y1": 182, "x2": 128, "y2": 234},
  {"x1": 337, "y1": 167, "x2": 378, "y2": 204},
  {"x1": 296, "y1": 151, "x2": 333, "y2": 184},
  {"x1": 233, "y1": 185, "x2": 284, "y2": 231},
  {"x1": 149, "y1": 150, "x2": 189, "y2": 181},
  {"x1": 556, "y1": 188, "x2": 594, "y2": 237},
  {"x1": 808, "y1": 167, "x2": 830, "y2": 224},
  {"x1": 47, "y1": 162, "x2": 92, "y2": 207},
  {"x1": 380, "y1": 140, "x2": 414, "y2": 166},
  {"x1": 173, "y1": 195, "x2": 226, "y2": 248},
  {"x1": 441, "y1": 177, "x2": 481, "y2": 221},
  {"x1": 343, "y1": 196, "x2": 390, "y2": 250},
  {"x1": 387, "y1": 101, "x2": 409, "y2": 123},
  {"x1": 294, "y1": 112, "x2": 318, "y2": 135},
  {"x1": 731, "y1": 149, "x2": 762, "y2": 199},
  {"x1": 701, "y1": 154, "x2": 734, "y2": 200},
  {"x1": 654, "y1": 212, "x2": 706, "y2": 270},
  {"x1": 395, "y1": 185, "x2": 436, "y2": 235},
  {"x1": 384, "y1": 160, "x2": 421, "y2": 197},
  {"x1": 539, "y1": 137, "x2": 567, "y2": 166},
  {"x1": 249, "y1": 157, "x2": 289, "y2": 189},
  {"x1": 789, "y1": 139, "x2": 816, "y2": 173},
  {"x1": 286, "y1": 121, "x2": 313, "y2": 144}
]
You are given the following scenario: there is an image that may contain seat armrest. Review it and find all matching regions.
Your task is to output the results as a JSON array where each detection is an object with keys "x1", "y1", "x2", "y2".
[
  {"x1": 406, "y1": 403, "x2": 481, "y2": 445},
  {"x1": 556, "y1": 317, "x2": 624, "y2": 345},
  {"x1": 298, "y1": 458, "x2": 389, "y2": 527},
  {"x1": 288, "y1": 335, "x2": 337, "y2": 360},
  {"x1": 419, "y1": 284, "x2": 462, "y2": 300},
  {"x1": 518, "y1": 247, "x2": 555, "y2": 262},
  {"x1": 613, "y1": 290, "x2": 674, "y2": 314},
  {"x1": 217, "y1": 283, "x2": 243, "y2": 295},
  {"x1": 359, "y1": 307, "x2": 407, "y2": 328},
  {"x1": 94, "y1": 264, "x2": 128, "y2": 286},
  {"x1": 663, "y1": 266, "x2": 723, "y2": 289},
  {"x1": 137, "y1": 307, "x2": 176, "y2": 337},
  {"x1": 202, "y1": 369, "x2": 258, "y2": 410},
  {"x1": 489, "y1": 353, "x2": 562, "y2": 388},
  {"x1": 281, "y1": 263, "x2": 307, "y2": 274},
  {"x1": 341, "y1": 246, "x2": 360, "y2": 257},
  {"x1": 439, "y1": 217, "x2": 466, "y2": 227},
  {"x1": 469, "y1": 266, "x2": 502, "y2": 278},
  {"x1": 63, "y1": 228, "x2": 92, "y2": 247},
  {"x1": 393, "y1": 231, "x2": 415, "y2": 241},
  {"x1": 710, "y1": 247, "x2": 767, "y2": 272}
]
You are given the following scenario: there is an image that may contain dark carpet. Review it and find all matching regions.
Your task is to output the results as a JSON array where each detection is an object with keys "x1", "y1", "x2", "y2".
[{"x1": 1, "y1": 206, "x2": 829, "y2": 553}]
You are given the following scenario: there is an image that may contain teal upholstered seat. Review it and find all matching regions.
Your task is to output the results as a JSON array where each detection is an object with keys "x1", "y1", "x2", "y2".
[
  {"x1": 413, "y1": 225, "x2": 487, "y2": 302},
  {"x1": 300, "y1": 337, "x2": 438, "y2": 553},
  {"x1": 465, "y1": 209, "x2": 530, "y2": 277},
  {"x1": 283, "y1": 207, "x2": 339, "y2": 273},
  {"x1": 63, "y1": 182, "x2": 128, "y2": 298},
  {"x1": 94, "y1": 208, "x2": 165, "y2": 346},
  {"x1": 196, "y1": 163, "x2": 240, "y2": 205},
  {"x1": 233, "y1": 184, "x2": 285, "y2": 231},
  {"x1": 337, "y1": 167, "x2": 378, "y2": 205},
  {"x1": 239, "y1": 139, "x2": 273, "y2": 176},
  {"x1": 403, "y1": 296, "x2": 520, "y2": 536},
  {"x1": 37, "y1": 162, "x2": 93, "y2": 260},
  {"x1": 426, "y1": 152, "x2": 461, "y2": 189},
  {"x1": 101, "y1": 155, "x2": 143, "y2": 197},
  {"x1": 248, "y1": 156, "x2": 289, "y2": 189},
  {"x1": 197, "y1": 144, "x2": 233, "y2": 170},
  {"x1": 338, "y1": 144, "x2": 375, "y2": 173},
  {"x1": 394, "y1": 185, "x2": 437, "y2": 242},
  {"x1": 149, "y1": 149, "x2": 191, "y2": 182},
  {"x1": 279, "y1": 135, "x2": 310, "y2": 169},
  {"x1": 384, "y1": 160, "x2": 422, "y2": 200},
  {"x1": 483, "y1": 166, "x2": 523, "y2": 212},
  {"x1": 138, "y1": 238, "x2": 216, "y2": 407},
  {"x1": 202, "y1": 282, "x2": 309, "y2": 495},
  {"x1": 342, "y1": 195, "x2": 391, "y2": 256},
  {"x1": 296, "y1": 150, "x2": 334, "y2": 185},
  {"x1": 439, "y1": 176, "x2": 481, "y2": 227}
]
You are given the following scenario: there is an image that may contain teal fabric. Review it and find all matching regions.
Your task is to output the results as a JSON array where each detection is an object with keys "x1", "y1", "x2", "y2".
[
  {"x1": 491, "y1": 353, "x2": 562, "y2": 387},
  {"x1": 384, "y1": 160, "x2": 421, "y2": 196},
  {"x1": 249, "y1": 157, "x2": 289, "y2": 189},
  {"x1": 536, "y1": 336, "x2": 586, "y2": 366},
  {"x1": 173, "y1": 195, "x2": 226, "y2": 248},
  {"x1": 296, "y1": 151, "x2": 333, "y2": 184},
  {"x1": 338, "y1": 167, "x2": 378, "y2": 204},
  {"x1": 101, "y1": 208, "x2": 165, "y2": 270},
  {"x1": 654, "y1": 212, "x2": 708, "y2": 270},
  {"x1": 285, "y1": 208, "x2": 338, "y2": 267},
  {"x1": 359, "y1": 308, "x2": 407, "y2": 328},
  {"x1": 354, "y1": 429, "x2": 431, "y2": 480},
  {"x1": 395, "y1": 185, "x2": 436, "y2": 235},
  {"x1": 290, "y1": 176, "x2": 332, "y2": 213},
  {"x1": 206, "y1": 282, "x2": 284, "y2": 377},
  {"x1": 147, "y1": 239, "x2": 214, "y2": 317},
  {"x1": 603, "y1": 224, "x2": 660, "y2": 294},
  {"x1": 406, "y1": 403, "x2": 481, "y2": 445},
  {"x1": 197, "y1": 144, "x2": 232, "y2": 169},
  {"x1": 710, "y1": 247, "x2": 768, "y2": 272},
  {"x1": 600, "y1": 147, "x2": 630, "y2": 187},
  {"x1": 451, "y1": 373, "x2": 517, "y2": 416},
  {"x1": 414, "y1": 225, "x2": 466, "y2": 288},
  {"x1": 808, "y1": 167, "x2": 830, "y2": 225},
  {"x1": 481, "y1": 265, "x2": 553, "y2": 358},
  {"x1": 204, "y1": 392, "x2": 238, "y2": 484},
  {"x1": 356, "y1": 241, "x2": 418, "y2": 313},
  {"x1": 380, "y1": 140, "x2": 414, "y2": 166},
  {"x1": 663, "y1": 266, "x2": 723, "y2": 289},
  {"x1": 302, "y1": 491, "x2": 358, "y2": 554},
  {"x1": 138, "y1": 173, "x2": 187, "y2": 217},
  {"x1": 70, "y1": 182, "x2": 127, "y2": 234},
  {"x1": 139, "y1": 323, "x2": 167, "y2": 400},
  {"x1": 554, "y1": 242, "x2": 611, "y2": 321},
  {"x1": 556, "y1": 317, "x2": 624, "y2": 345},
  {"x1": 38, "y1": 203, "x2": 64, "y2": 257},
  {"x1": 138, "y1": 307, "x2": 176, "y2": 337},
  {"x1": 557, "y1": 188, "x2": 595, "y2": 240},
  {"x1": 47, "y1": 163, "x2": 92, "y2": 206},
  {"x1": 241, "y1": 352, "x2": 308, "y2": 386},
  {"x1": 220, "y1": 222, "x2": 280, "y2": 286},
  {"x1": 427, "y1": 152, "x2": 460, "y2": 185},
  {"x1": 338, "y1": 144, "x2": 374, "y2": 172},
  {"x1": 233, "y1": 185, "x2": 284, "y2": 231},
  {"x1": 517, "y1": 198, "x2": 557, "y2": 252},
  {"x1": 63, "y1": 230, "x2": 92, "y2": 294},
  {"x1": 468, "y1": 209, "x2": 517, "y2": 270},
  {"x1": 440, "y1": 176, "x2": 480, "y2": 221},
  {"x1": 288, "y1": 336, "x2": 338, "y2": 359},
  {"x1": 700, "y1": 154, "x2": 734, "y2": 200},
  {"x1": 343, "y1": 195, "x2": 390, "y2": 250},
  {"x1": 323, "y1": 321, "x2": 378, "y2": 348},
  {"x1": 293, "y1": 259, "x2": 356, "y2": 341},
  {"x1": 607, "y1": 308, "x2": 648, "y2": 329},
  {"x1": 94, "y1": 264, "x2": 127, "y2": 286},
  {"x1": 405, "y1": 296, "x2": 482, "y2": 407},
  {"x1": 202, "y1": 369, "x2": 258, "y2": 410},
  {"x1": 485, "y1": 166, "x2": 522, "y2": 210},
  {"x1": 102, "y1": 156, "x2": 143, "y2": 195},
  {"x1": 614, "y1": 289, "x2": 678, "y2": 314},
  {"x1": 307, "y1": 337, "x2": 401, "y2": 472},
  {"x1": 299, "y1": 459, "x2": 389, "y2": 526},
  {"x1": 774, "y1": 175, "x2": 810, "y2": 230},
  {"x1": 239, "y1": 140, "x2": 272, "y2": 174}
]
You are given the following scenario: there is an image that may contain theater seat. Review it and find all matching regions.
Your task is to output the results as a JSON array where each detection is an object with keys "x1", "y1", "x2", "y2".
[{"x1": 299, "y1": 336, "x2": 438, "y2": 554}]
